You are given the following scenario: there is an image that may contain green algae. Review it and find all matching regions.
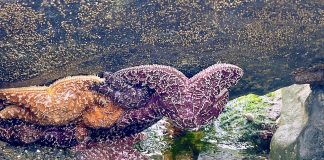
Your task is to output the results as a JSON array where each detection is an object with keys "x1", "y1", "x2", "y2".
[
  {"x1": 215, "y1": 92, "x2": 279, "y2": 154},
  {"x1": 164, "y1": 131, "x2": 214, "y2": 160}
]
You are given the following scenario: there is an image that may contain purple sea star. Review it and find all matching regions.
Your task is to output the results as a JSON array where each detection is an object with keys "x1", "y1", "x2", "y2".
[
  {"x1": 74, "y1": 133, "x2": 148, "y2": 160},
  {"x1": 98, "y1": 63, "x2": 243, "y2": 129},
  {"x1": 0, "y1": 119, "x2": 148, "y2": 159},
  {"x1": 0, "y1": 119, "x2": 78, "y2": 147},
  {"x1": 92, "y1": 95, "x2": 163, "y2": 139},
  {"x1": 96, "y1": 72, "x2": 156, "y2": 109}
]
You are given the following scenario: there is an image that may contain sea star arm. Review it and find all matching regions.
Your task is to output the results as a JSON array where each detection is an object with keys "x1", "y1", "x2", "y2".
[
  {"x1": 74, "y1": 133, "x2": 148, "y2": 160},
  {"x1": 0, "y1": 119, "x2": 43, "y2": 144},
  {"x1": 82, "y1": 102, "x2": 123, "y2": 129},
  {"x1": 170, "y1": 64, "x2": 242, "y2": 129},
  {"x1": 0, "y1": 105, "x2": 37, "y2": 123},
  {"x1": 195, "y1": 89, "x2": 229, "y2": 127},
  {"x1": 187, "y1": 63, "x2": 243, "y2": 121},
  {"x1": 0, "y1": 118, "x2": 82, "y2": 147},
  {"x1": 0, "y1": 76, "x2": 105, "y2": 126},
  {"x1": 96, "y1": 65, "x2": 188, "y2": 113},
  {"x1": 190, "y1": 63, "x2": 244, "y2": 96},
  {"x1": 111, "y1": 64, "x2": 187, "y2": 95},
  {"x1": 91, "y1": 95, "x2": 163, "y2": 139},
  {"x1": 96, "y1": 73, "x2": 157, "y2": 109},
  {"x1": 0, "y1": 87, "x2": 47, "y2": 107}
]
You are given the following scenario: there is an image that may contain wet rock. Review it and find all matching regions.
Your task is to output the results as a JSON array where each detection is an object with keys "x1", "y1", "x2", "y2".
[
  {"x1": 294, "y1": 64, "x2": 324, "y2": 85},
  {"x1": 215, "y1": 92, "x2": 281, "y2": 153},
  {"x1": 270, "y1": 84, "x2": 324, "y2": 160},
  {"x1": 0, "y1": 1, "x2": 322, "y2": 99},
  {"x1": 0, "y1": 141, "x2": 75, "y2": 160},
  {"x1": 297, "y1": 85, "x2": 324, "y2": 159}
]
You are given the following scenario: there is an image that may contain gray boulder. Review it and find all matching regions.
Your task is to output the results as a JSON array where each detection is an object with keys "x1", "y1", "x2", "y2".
[{"x1": 270, "y1": 84, "x2": 324, "y2": 160}]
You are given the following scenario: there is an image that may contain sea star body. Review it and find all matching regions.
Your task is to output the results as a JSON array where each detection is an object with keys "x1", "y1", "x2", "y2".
[
  {"x1": 99, "y1": 63, "x2": 243, "y2": 129},
  {"x1": 74, "y1": 133, "x2": 148, "y2": 160},
  {"x1": 82, "y1": 100, "x2": 123, "y2": 129},
  {"x1": 0, "y1": 119, "x2": 78, "y2": 147},
  {"x1": 0, "y1": 74, "x2": 160, "y2": 147},
  {"x1": 0, "y1": 73, "x2": 159, "y2": 143},
  {"x1": 96, "y1": 72, "x2": 156, "y2": 109},
  {"x1": 93, "y1": 95, "x2": 163, "y2": 139},
  {"x1": 0, "y1": 76, "x2": 123, "y2": 128},
  {"x1": 0, "y1": 119, "x2": 148, "y2": 159}
]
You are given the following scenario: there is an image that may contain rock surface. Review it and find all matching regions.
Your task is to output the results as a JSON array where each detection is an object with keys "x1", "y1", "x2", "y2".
[
  {"x1": 0, "y1": 1, "x2": 322, "y2": 98},
  {"x1": 297, "y1": 85, "x2": 324, "y2": 159},
  {"x1": 216, "y1": 91, "x2": 281, "y2": 153},
  {"x1": 270, "y1": 84, "x2": 324, "y2": 160}
]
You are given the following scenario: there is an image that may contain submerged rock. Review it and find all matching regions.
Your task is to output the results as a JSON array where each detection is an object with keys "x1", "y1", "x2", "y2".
[{"x1": 0, "y1": 141, "x2": 75, "y2": 160}]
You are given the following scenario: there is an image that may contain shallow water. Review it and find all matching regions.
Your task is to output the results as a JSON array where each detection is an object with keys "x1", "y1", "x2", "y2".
[{"x1": 137, "y1": 119, "x2": 270, "y2": 160}]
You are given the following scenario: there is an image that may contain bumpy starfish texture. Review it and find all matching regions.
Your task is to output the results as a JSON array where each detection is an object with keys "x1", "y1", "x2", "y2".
[
  {"x1": 74, "y1": 133, "x2": 148, "y2": 160},
  {"x1": 96, "y1": 72, "x2": 156, "y2": 109},
  {"x1": 93, "y1": 75, "x2": 164, "y2": 137},
  {"x1": 82, "y1": 99, "x2": 123, "y2": 129},
  {"x1": 0, "y1": 76, "x2": 123, "y2": 128},
  {"x1": 93, "y1": 96, "x2": 163, "y2": 139},
  {"x1": 0, "y1": 119, "x2": 148, "y2": 159},
  {"x1": 0, "y1": 119, "x2": 78, "y2": 147},
  {"x1": 102, "y1": 63, "x2": 243, "y2": 129}
]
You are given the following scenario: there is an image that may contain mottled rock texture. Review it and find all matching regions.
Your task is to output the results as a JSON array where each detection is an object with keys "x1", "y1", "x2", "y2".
[
  {"x1": 297, "y1": 85, "x2": 324, "y2": 159},
  {"x1": 269, "y1": 84, "x2": 311, "y2": 159},
  {"x1": 0, "y1": 1, "x2": 322, "y2": 98},
  {"x1": 270, "y1": 84, "x2": 324, "y2": 160}
]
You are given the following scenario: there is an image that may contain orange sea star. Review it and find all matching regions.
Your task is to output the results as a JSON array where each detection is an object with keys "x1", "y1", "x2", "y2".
[
  {"x1": 82, "y1": 97, "x2": 123, "y2": 129},
  {"x1": 0, "y1": 76, "x2": 123, "y2": 128}
]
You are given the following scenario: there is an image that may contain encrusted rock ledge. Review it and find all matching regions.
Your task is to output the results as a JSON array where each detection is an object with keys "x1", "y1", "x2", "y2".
[{"x1": 0, "y1": 1, "x2": 322, "y2": 98}]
